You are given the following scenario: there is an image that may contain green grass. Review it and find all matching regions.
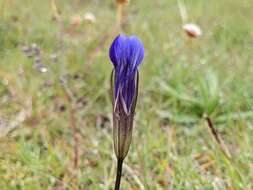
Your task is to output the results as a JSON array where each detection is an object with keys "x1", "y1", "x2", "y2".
[{"x1": 0, "y1": 0, "x2": 253, "y2": 189}]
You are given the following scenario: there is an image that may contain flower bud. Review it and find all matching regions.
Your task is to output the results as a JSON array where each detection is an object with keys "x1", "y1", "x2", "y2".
[
  {"x1": 182, "y1": 23, "x2": 202, "y2": 38},
  {"x1": 116, "y1": 0, "x2": 129, "y2": 4},
  {"x1": 83, "y1": 12, "x2": 96, "y2": 24},
  {"x1": 109, "y1": 34, "x2": 144, "y2": 160}
]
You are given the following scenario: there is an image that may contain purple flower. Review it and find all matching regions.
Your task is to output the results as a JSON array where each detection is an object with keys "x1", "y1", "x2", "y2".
[
  {"x1": 109, "y1": 34, "x2": 144, "y2": 114},
  {"x1": 109, "y1": 34, "x2": 144, "y2": 160}
]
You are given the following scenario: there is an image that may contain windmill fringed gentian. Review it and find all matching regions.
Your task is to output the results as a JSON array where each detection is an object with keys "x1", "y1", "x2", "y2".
[{"x1": 109, "y1": 34, "x2": 144, "y2": 190}]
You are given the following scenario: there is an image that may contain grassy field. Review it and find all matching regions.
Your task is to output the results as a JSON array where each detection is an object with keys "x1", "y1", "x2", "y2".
[{"x1": 0, "y1": 0, "x2": 253, "y2": 189}]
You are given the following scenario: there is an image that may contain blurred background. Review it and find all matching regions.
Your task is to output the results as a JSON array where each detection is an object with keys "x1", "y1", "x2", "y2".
[{"x1": 0, "y1": 0, "x2": 253, "y2": 189}]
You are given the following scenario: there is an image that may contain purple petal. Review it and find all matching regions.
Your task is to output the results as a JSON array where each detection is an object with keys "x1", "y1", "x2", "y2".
[{"x1": 109, "y1": 34, "x2": 144, "y2": 113}]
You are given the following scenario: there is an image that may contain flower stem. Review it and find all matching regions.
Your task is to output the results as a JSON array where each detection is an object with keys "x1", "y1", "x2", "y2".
[
  {"x1": 114, "y1": 158, "x2": 124, "y2": 190},
  {"x1": 205, "y1": 116, "x2": 231, "y2": 159},
  {"x1": 116, "y1": 3, "x2": 123, "y2": 30}
]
